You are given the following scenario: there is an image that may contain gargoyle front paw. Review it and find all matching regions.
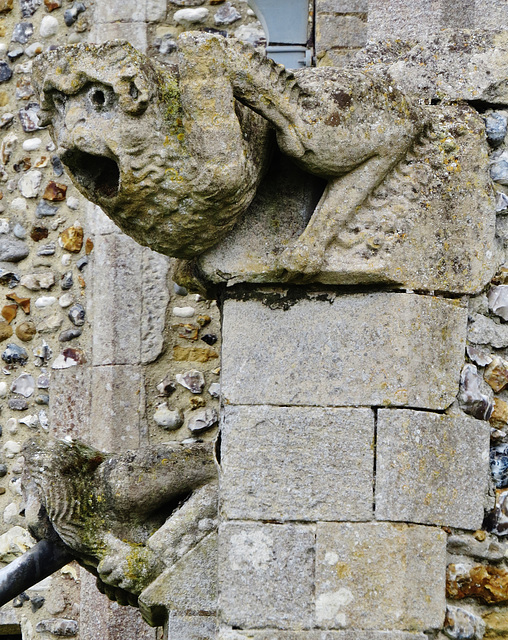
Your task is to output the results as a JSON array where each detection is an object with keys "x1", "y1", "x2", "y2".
[
  {"x1": 97, "y1": 544, "x2": 160, "y2": 596},
  {"x1": 278, "y1": 243, "x2": 325, "y2": 278}
]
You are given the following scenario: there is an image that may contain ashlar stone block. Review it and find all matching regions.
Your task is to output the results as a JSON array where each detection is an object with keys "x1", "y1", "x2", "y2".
[
  {"x1": 220, "y1": 406, "x2": 374, "y2": 522},
  {"x1": 222, "y1": 293, "x2": 467, "y2": 410},
  {"x1": 315, "y1": 522, "x2": 446, "y2": 631},
  {"x1": 219, "y1": 632, "x2": 427, "y2": 640},
  {"x1": 219, "y1": 522, "x2": 315, "y2": 629},
  {"x1": 375, "y1": 409, "x2": 490, "y2": 529},
  {"x1": 91, "y1": 233, "x2": 143, "y2": 366}
]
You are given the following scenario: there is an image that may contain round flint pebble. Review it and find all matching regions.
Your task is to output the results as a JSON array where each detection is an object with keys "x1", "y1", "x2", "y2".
[
  {"x1": 153, "y1": 404, "x2": 184, "y2": 430},
  {"x1": 0, "y1": 465, "x2": 8, "y2": 478},
  {"x1": 59, "y1": 328, "x2": 82, "y2": 342},
  {"x1": 68, "y1": 303, "x2": 85, "y2": 326},
  {"x1": 8, "y1": 398, "x2": 28, "y2": 411}
]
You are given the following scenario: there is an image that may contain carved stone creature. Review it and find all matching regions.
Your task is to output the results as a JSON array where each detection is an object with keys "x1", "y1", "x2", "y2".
[
  {"x1": 32, "y1": 33, "x2": 425, "y2": 276},
  {"x1": 21, "y1": 438, "x2": 218, "y2": 606}
]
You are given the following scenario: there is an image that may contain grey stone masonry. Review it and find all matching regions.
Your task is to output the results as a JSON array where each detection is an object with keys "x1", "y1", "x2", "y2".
[
  {"x1": 221, "y1": 293, "x2": 467, "y2": 410},
  {"x1": 220, "y1": 406, "x2": 374, "y2": 522},
  {"x1": 375, "y1": 409, "x2": 490, "y2": 529},
  {"x1": 315, "y1": 523, "x2": 446, "y2": 631},
  {"x1": 218, "y1": 632, "x2": 428, "y2": 640},
  {"x1": 219, "y1": 522, "x2": 315, "y2": 629}
]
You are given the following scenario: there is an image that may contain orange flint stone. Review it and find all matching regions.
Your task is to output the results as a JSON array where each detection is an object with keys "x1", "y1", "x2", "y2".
[
  {"x1": 6, "y1": 293, "x2": 30, "y2": 314},
  {"x1": 447, "y1": 563, "x2": 508, "y2": 604},
  {"x1": 60, "y1": 225, "x2": 84, "y2": 252},
  {"x1": 485, "y1": 356, "x2": 508, "y2": 392},
  {"x1": 43, "y1": 181, "x2": 67, "y2": 201},
  {"x1": 1, "y1": 304, "x2": 17, "y2": 323},
  {"x1": 491, "y1": 398, "x2": 508, "y2": 428},
  {"x1": 85, "y1": 238, "x2": 94, "y2": 255}
]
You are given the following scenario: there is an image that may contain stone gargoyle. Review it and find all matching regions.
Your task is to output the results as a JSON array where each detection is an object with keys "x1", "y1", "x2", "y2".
[
  {"x1": 32, "y1": 32, "x2": 426, "y2": 279},
  {"x1": 21, "y1": 437, "x2": 218, "y2": 613}
]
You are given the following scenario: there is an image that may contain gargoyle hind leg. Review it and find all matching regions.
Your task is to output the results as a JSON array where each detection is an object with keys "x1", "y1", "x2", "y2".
[{"x1": 278, "y1": 154, "x2": 393, "y2": 277}]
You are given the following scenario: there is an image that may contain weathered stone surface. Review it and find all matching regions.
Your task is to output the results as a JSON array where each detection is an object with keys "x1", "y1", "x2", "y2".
[
  {"x1": 444, "y1": 605, "x2": 485, "y2": 640},
  {"x1": 222, "y1": 293, "x2": 467, "y2": 410},
  {"x1": 141, "y1": 248, "x2": 170, "y2": 364},
  {"x1": 219, "y1": 633, "x2": 427, "y2": 640},
  {"x1": 90, "y1": 366, "x2": 145, "y2": 451},
  {"x1": 315, "y1": 522, "x2": 446, "y2": 631},
  {"x1": 219, "y1": 522, "x2": 315, "y2": 629},
  {"x1": 375, "y1": 409, "x2": 490, "y2": 529},
  {"x1": 165, "y1": 616, "x2": 216, "y2": 640},
  {"x1": 221, "y1": 405, "x2": 374, "y2": 521},
  {"x1": 92, "y1": 233, "x2": 142, "y2": 366},
  {"x1": 139, "y1": 532, "x2": 217, "y2": 626},
  {"x1": 198, "y1": 104, "x2": 496, "y2": 295},
  {"x1": 469, "y1": 313, "x2": 508, "y2": 349}
]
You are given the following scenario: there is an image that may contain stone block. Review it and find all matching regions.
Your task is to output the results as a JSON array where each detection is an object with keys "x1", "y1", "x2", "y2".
[
  {"x1": 165, "y1": 615, "x2": 216, "y2": 640},
  {"x1": 317, "y1": 0, "x2": 368, "y2": 12},
  {"x1": 141, "y1": 247, "x2": 171, "y2": 364},
  {"x1": 80, "y1": 573, "x2": 156, "y2": 640},
  {"x1": 90, "y1": 366, "x2": 145, "y2": 452},
  {"x1": 50, "y1": 367, "x2": 91, "y2": 441},
  {"x1": 86, "y1": 202, "x2": 121, "y2": 236},
  {"x1": 94, "y1": 0, "x2": 146, "y2": 22},
  {"x1": 91, "y1": 233, "x2": 142, "y2": 366},
  {"x1": 367, "y1": 0, "x2": 440, "y2": 40},
  {"x1": 219, "y1": 632, "x2": 427, "y2": 640},
  {"x1": 221, "y1": 405, "x2": 374, "y2": 521},
  {"x1": 222, "y1": 293, "x2": 467, "y2": 410},
  {"x1": 90, "y1": 22, "x2": 148, "y2": 53},
  {"x1": 316, "y1": 14, "x2": 367, "y2": 52},
  {"x1": 140, "y1": 532, "x2": 217, "y2": 627},
  {"x1": 375, "y1": 409, "x2": 490, "y2": 529},
  {"x1": 146, "y1": 0, "x2": 167, "y2": 21},
  {"x1": 315, "y1": 522, "x2": 446, "y2": 631},
  {"x1": 219, "y1": 522, "x2": 315, "y2": 629}
]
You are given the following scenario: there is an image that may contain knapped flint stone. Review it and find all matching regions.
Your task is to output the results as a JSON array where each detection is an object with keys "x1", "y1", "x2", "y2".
[
  {"x1": 11, "y1": 22, "x2": 33, "y2": 44},
  {"x1": 9, "y1": 398, "x2": 28, "y2": 411},
  {"x1": 468, "y1": 312, "x2": 508, "y2": 349},
  {"x1": 458, "y1": 364, "x2": 493, "y2": 421},
  {"x1": 444, "y1": 605, "x2": 485, "y2": 640},
  {"x1": 447, "y1": 533, "x2": 505, "y2": 562},
  {"x1": 0, "y1": 238, "x2": 29, "y2": 263},
  {"x1": 375, "y1": 409, "x2": 490, "y2": 529},
  {"x1": 221, "y1": 405, "x2": 374, "y2": 522},
  {"x1": 2, "y1": 344, "x2": 28, "y2": 365},
  {"x1": 19, "y1": 103, "x2": 42, "y2": 132},
  {"x1": 222, "y1": 293, "x2": 467, "y2": 410},
  {"x1": 58, "y1": 328, "x2": 82, "y2": 342},
  {"x1": 51, "y1": 155, "x2": 64, "y2": 176},
  {"x1": 20, "y1": 0, "x2": 41, "y2": 16},
  {"x1": 0, "y1": 62, "x2": 12, "y2": 83},
  {"x1": 64, "y1": 2, "x2": 85, "y2": 26},
  {"x1": 68, "y1": 303, "x2": 85, "y2": 327},
  {"x1": 214, "y1": 1, "x2": 241, "y2": 24},
  {"x1": 35, "y1": 619, "x2": 78, "y2": 637},
  {"x1": 315, "y1": 522, "x2": 446, "y2": 631},
  {"x1": 35, "y1": 201, "x2": 58, "y2": 218},
  {"x1": 60, "y1": 271, "x2": 73, "y2": 290},
  {"x1": 188, "y1": 408, "x2": 217, "y2": 433},
  {"x1": 219, "y1": 522, "x2": 315, "y2": 629},
  {"x1": 486, "y1": 112, "x2": 508, "y2": 148},
  {"x1": 491, "y1": 157, "x2": 508, "y2": 185}
]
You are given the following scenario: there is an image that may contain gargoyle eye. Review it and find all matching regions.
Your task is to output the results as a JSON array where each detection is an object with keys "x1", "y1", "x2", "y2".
[
  {"x1": 88, "y1": 86, "x2": 113, "y2": 111},
  {"x1": 52, "y1": 92, "x2": 66, "y2": 112}
]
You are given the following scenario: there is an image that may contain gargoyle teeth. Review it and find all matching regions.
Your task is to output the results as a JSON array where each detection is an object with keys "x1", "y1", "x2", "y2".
[{"x1": 60, "y1": 149, "x2": 120, "y2": 200}]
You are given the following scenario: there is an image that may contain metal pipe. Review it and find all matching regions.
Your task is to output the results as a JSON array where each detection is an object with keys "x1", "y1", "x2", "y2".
[{"x1": 0, "y1": 540, "x2": 72, "y2": 608}]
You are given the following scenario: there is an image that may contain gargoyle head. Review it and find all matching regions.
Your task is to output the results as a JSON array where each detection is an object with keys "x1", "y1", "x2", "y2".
[{"x1": 32, "y1": 39, "x2": 271, "y2": 259}]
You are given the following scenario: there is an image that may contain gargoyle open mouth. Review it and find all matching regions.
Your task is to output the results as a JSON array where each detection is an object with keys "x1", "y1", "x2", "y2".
[{"x1": 60, "y1": 149, "x2": 120, "y2": 200}]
